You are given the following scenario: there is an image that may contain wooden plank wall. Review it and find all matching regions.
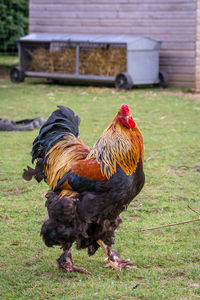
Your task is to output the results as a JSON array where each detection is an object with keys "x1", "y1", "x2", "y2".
[
  {"x1": 196, "y1": 0, "x2": 200, "y2": 91},
  {"x1": 29, "y1": 0, "x2": 197, "y2": 88}
]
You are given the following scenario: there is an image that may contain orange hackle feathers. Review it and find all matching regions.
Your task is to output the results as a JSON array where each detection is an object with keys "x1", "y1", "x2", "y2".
[
  {"x1": 44, "y1": 135, "x2": 90, "y2": 190},
  {"x1": 87, "y1": 118, "x2": 144, "y2": 179}
]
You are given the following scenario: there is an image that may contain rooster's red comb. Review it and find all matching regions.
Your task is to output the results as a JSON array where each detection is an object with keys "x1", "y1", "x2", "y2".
[{"x1": 120, "y1": 104, "x2": 130, "y2": 116}]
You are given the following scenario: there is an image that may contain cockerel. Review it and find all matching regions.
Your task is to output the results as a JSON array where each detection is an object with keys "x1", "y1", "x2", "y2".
[{"x1": 23, "y1": 104, "x2": 145, "y2": 273}]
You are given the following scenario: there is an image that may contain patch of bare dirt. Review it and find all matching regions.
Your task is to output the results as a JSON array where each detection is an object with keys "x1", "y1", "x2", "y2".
[{"x1": 189, "y1": 282, "x2": 200, "y2": 288}]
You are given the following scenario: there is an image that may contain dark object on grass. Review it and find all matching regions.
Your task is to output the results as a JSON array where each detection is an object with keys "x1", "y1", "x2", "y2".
[{"x1": 0, "y1": 117, "x2": 45, "y2": 131}]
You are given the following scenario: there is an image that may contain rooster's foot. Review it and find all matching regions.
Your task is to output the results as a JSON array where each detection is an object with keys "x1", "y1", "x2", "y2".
[
  {"x1": 57, "y1": 250, "x2": 90, "y2": 274},
  {"x1": 97, "y1": 240, "x2": 137, "y2": 270},
  {"x1": 105, "y1": 257, "x2": 137, "y2": 270},
  {"x1": 58, "y1": 262, "x2": 89, "y2": 274}
]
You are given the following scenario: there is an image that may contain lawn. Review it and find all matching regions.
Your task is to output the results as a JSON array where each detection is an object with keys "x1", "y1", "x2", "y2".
[
  {"x1": 0, "y1": 55, "x2": 18, "y2": 80},
  {"x1": 0, "y1": 75, "x2": 200, "y2": 299}
]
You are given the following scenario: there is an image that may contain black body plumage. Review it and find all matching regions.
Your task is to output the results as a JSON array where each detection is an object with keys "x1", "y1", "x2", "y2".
[{"x1": 41, "y1": 157, "x2": 144, "y2": 254}]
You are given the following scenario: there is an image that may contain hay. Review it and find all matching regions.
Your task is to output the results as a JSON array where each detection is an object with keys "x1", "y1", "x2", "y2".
[
  {"x1": 27, "y1": 45, "x2": 126, "y2": 76},
  {"x1": 79, "y1": 46, "x2": 126, "y2": 76},
  {"x1": 28, "y1": 47, "x2": 76, "y2": 74}
]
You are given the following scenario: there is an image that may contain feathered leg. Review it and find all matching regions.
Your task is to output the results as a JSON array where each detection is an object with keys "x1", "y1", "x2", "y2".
[
  {"x1": 57, "y1": 250, "x2": 90, "y2": 274},
  {"x1": 97, "y1": 240, "x2": 136, "y2": 270}
]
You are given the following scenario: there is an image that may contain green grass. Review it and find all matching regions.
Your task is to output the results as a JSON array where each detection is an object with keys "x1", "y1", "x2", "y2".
[
  {"x1": 0, "y1": 78, "x2": 200, "y2": 299},
  {"x1": 0, "y1": 55, "x2": 19, "y2": 68},
  {"x1": 0, "y1": 55, "x2": 19, "y2": 79}
]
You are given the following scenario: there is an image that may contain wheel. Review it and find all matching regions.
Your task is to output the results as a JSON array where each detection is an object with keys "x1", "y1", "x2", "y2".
[
  {"x1": 115, "y1": 72, "x2": 133, "y2": 90},
  {"x1": 159, "y1": 71, "x2": 168, "y2": 88},
  {"x1": 10, "y1": 67, "x2": 25, "y2": 83}
]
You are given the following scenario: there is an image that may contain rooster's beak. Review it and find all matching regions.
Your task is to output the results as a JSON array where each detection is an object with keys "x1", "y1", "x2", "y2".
[{"x1": 125, "y1": 116, "x2": 129, "y2": 121}]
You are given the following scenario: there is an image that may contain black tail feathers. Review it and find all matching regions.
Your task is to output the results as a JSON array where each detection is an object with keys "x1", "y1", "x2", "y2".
[
  {"x1": 32, "y1": 106, "x2": 80, "y2": 163},
  {"x1": 22, "y1": 106, "x2": 80, "y2": 183}
]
